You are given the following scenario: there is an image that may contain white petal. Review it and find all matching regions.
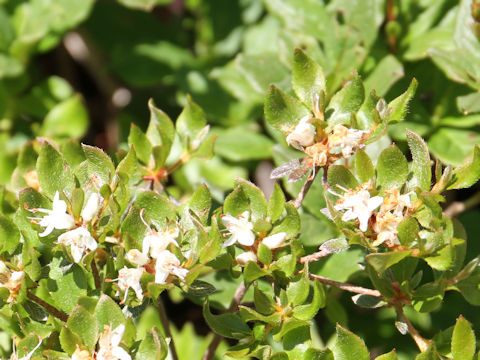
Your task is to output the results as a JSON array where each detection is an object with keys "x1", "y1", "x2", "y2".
[
  {"x1": 70, "y1": 245, "x2": 84, "y2": 263},
  {"x1": 112, "y1": 346, "x2": 132, "y2": 360},
  {"x1": 155, "y1": 268, "x2": 169, "y2": 284},
  {"x1": 38, "y1": 223, "x2": 55, "y2": 237},
  {"x1": 236, "y1": 230, "x2": 255, "y2": 246},
  {"x1": 81, "y1": 193, "x2": 102, "y2": 222},
  {"x1": 126, "y1": 249, "x2": 148, "y2": 266},
  {"x1": 235, "y1": 251, "x2": 257, "y2": 266},
  {"x1": 262, "y1": 232, "x2": 286, "y2": 249},
  {"x1": 111, "y1": 324, "x2": 126, "y2": 347}
]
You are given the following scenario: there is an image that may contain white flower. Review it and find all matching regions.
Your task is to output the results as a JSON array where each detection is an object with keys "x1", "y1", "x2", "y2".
[
  {"x1": 221, "y1": 211, "x2": 255, "y2": 247},
  {"x1": 32, "y1": 191, "x2": 75, "y2": 237},
  {"x1": 57, "y1": 227, "x2": 97, "y2": 263},
  {"x1": 235, "y1": 251, "x2": 257, "y2": 266},
  {"x1": 126, "y1": 249, "x2": 149, "y2": 266},
  {"x1": 97, "y1": 324, "x2": 131, "y2": 360},
  {"x1": 328, "y1": 124, "x2": 369, "y2": 158},
  {"x1": 372, "y1": 211, "x2": 403, "y2": 247},
  {"x1": 262, "y1": 232, "x2": 287, "y2": 249},
  {"x1": 116, "y1": 267, "x2": 145, "y2": 303},
  {"x1": 0, "y1": 261, "x2": 24, "y2": 303},
  {"x1": 142, "y1": 228, "x2": 179, "y2": 259},
  {"x1": 286, "y1": 115, "x2": 316, "y2": 150},
  {"x1": 81, "y1": 192, "x2": 103, "y2": 222},
  {"x1": 71, "y1": 345, "x2": 94, "y2": 360},
  {"x1": 335, "y1": 189, "x2": 383, "y2": 232},
  {"x1": 154, "y1": 250, "x2": 188, "y2": 284}
]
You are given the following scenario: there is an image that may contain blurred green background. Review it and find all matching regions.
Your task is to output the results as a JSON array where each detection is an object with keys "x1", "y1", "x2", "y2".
[{"x1": 0, "y1": 0, "x2": 479, "y2": 358}]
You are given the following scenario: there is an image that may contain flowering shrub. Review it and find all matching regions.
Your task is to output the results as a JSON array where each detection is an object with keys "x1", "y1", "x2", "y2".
[{"x1": 0, "y1": 47, "x2": 478, "y2": 360}]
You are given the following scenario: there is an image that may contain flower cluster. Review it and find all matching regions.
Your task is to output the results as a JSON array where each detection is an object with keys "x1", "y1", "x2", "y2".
[
  {"x1": 119, "y1": 212, "x2": 189, "y2": 303},
  {"x1": 221, "y1": 211, "x2": 287, "y2": 265},
  {"x1": 286, "y1": 118, "x2": 370, "y2": 167}
]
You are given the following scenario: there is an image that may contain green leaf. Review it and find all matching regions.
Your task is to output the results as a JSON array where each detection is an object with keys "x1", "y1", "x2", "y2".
[
  {"x1": 187, "y1": 280, "x2": 217, "y2": 297},
  {"x1": 214, "y1": 126, "x2": 274, "y2": 161},
  {"x1": 37, "y1": 141, "x2": 75, "y2": 197},
  {"x1": 257, "y1": 243, "x2": 273, "y2": 265},
  {"x1": 0, "y1": 215, "x2": 20, "y2": 255},
  {"x1": 305, "y1": 348, "x2": 334, "y2": 360},
  {"x1": 116, "y1": 146, "x2": 138, "y2": 179},
  {"x1": 375, "y1": 350, "x2": 398, "y2": 360},
  {"x1": 414, "y1": 344, "x2": 439, "y2": 360},
  {"x1": 48, "y1": 263, "x2": 88, "y2": 314},
  {"x1": 327, "y1": 165, "x2": 359, "y2": 192},
  {"x1": 364, "y1": 55, "x2": 403, "y2": 97},
  {"x1": 82, "y1": 145, "x2": 115, "y2": 187},
  {"x1": 66, "y1": 305, "x2": 98, "y2": 351},
  {"x1": 387, "y1": 78, "x2": 418, "y2": 123},
  {"x1": 293, "y1": 281, "x2": 325, "y2": 320},
  {"x1": 236, "y1": 178, "x2": 268, "y2": 221},
  {"x1": 287, "y1": 271, "x2": 310, "y2": 307},
  {"x1": 333, "y1": 324, "x2": 370, "y2": 360},
  {"x1": 135, "y1": 191, "x2": 176, "y2": 227},
  {"x1": 203, "y1": 299, "x2": 251, "y2": 339},
  {"x1": 223, "y1": 185, "x2": 249, "y2": 217},
  {"x1": 265, "y1": 85, "x2": 311, "y2": 133},
  {"x1": 272, "y1": 202, "x2": 300, "y2": 239},
  {"x1": 452, "y1": 316, "x2": 476, "y2": 360},
  {"x1": 147, "y1": 99, "x2": 175, "y2": 155},
  {"x1": 406, "y1": 129, "x2": 431, "y2": 191},
  {"x1": 428, "y1": 128, "x2": 480, "y2": 166},
  {"x1": 41, "y1": 94, "x2": 89, "y2": 139},
  {"x1": 254, "y1": 284, "x2": 276, "y2": 315},
  {"x1": 397, "y1": 216, "x2": 420, "y2": 247},
  {"x1": 59, "y1": 326, "x2": 83, "y2": 355},
  {"x1": 189, "y1": 183, "x2": 211, "y2": 225},
  {"x1": 136, "y1": 326, "x2": 168, "y2": 360},
  {"x1": 326, "y1": 73, "x2": 365, "y2": 127},
  {"x1": 376, "y1": 145, "x2": 408, "y2": 189},
  {"x1": 412, "y1": 282, "x2": 445, "y2": 313},
  {"x1": 271, "y1": 254, "x2": 297, "y2": 278},
  {"x1": 292, "y1": 48, "x2": 326, "y2": 109},
  {"x1": 244, "y1": 261, "x2": 269, "y2": 283},
  {"x1": 268, "y1": 183, "x2": 286, "y2": 223},
  {"x1": 366, "y1": 251, "x2": 412, "y2": 274},
  {"x1": 447, "y1": 145, "x2": 480, "y2": 189},
  {"x1": 354, "y1": 149, "x2": 374, "y2": 183},
  {"x1": 128, "y1": 124, "x2": 152, "y2": 165},
  {"x1": 176, "y1": 95, "x2": 207, "y2": 148},
  {"x1": 61, "y1": 140, "x2": 86, "y2": 168},
  {"x1": 94, "y1": 294, "x2": 125, "y2": 331}
]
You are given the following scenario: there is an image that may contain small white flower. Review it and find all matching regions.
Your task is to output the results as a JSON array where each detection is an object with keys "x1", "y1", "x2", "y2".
[
  {"x1": 126, "y1": 249, "x2": 149, "y2": 266},
  {"x1": 328, "y1": 124, "x2": 369, "y2": 158},
  {"x1": 71, "y1": 345, "x2": 94, "y2": 360},
  {"x1": 154, "y1": 250, "x2": 188, "y2": 284},
  {"x1": 116, "y1": 267, "x2": 145, "y2": 303},
  {"x1": 262, "y1": 232, "x2": 287, "y2": 249},
  {"x1": 57, "y1": 227, "x2": 97, "y2": 263},
  {"x1": 335, "y1": 189, "x2": 383, "y2": 232},
  {"x1": 221, "y1": 211, "x2": 255, "y2": 247},
  {"x1": 32, "y1": 191, "x2": 75, "y2": 237},
  {"x1": 372, "y1": 212, "x2": 403, "y2": 247},
  {"x1": 286, "y1": 115, "x2": 316, "y2": 150},
  {"x1": 235, "y1": 251, "x2": 258, "y2": 266},
  {"x1": 81, "y1": 192, "x2": 103, "y2": 222},
  {"x1": 0, "y1": 261, "x2": 24, "y2": 304},
  {"x1": 97, "y1": 324, "x2": 131, "y2": 360},
  {"x1": 142, "y1": 228, "x2": 179, "y2": 259}
]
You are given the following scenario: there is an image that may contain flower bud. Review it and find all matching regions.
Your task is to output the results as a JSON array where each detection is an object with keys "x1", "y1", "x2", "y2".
[
  {"x1": 235, "y1": 251, "x2": 257, "y2": 266},
  {"x1": 262, "y1": 232, "x2": 287, "y2": 249},
  {"x1": 81, "y1": 192, "x2": 103, "y2": 222}
]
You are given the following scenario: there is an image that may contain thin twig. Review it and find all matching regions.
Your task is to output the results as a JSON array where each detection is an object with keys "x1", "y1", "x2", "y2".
[
  {"x1": 91, "y1": 259, "x2": 101, "y2": 289},
  {"x1": 202, "y1": 282, "x2": 248, "y2": 360},
  {"x1": 444, "y1": 191, "x2": 480, "y2": 217},
  {"x1": 309, "y1": 274, "x2": 382, "y2": 297},
  {"x1": 396, "y1": 307, "x2": 431, "y2": 352},
  {"x1": 27, "y1": 291, "x2": 68, "y2": 322},
  {"x1": 294, "y1": 166, "x2": 321, "y2": 209},
  {"x1": 299, "y1": 250, "x2": 330, "y2": 264},
  {"x1": 157, "y1": 295, "x2": 179, "y2": 360}
]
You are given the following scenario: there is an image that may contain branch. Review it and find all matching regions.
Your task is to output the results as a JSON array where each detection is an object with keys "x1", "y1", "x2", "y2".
[
  {"x1": 157, "y1": 296, "x2": 179, "y2": 360},
  {"x1": 91, "y1": 259, "x2": 101, "y2": 289},
  {"x1": 396, "y1": 307, "x2": 431, "y2": 352},
  {"x1": 294, "y1": 166, "x2": 321, "y2": 209},
  {"x1": 309, "y1": 274, "x2": 382, "y2": 297},
  {"x1": 444, "y1": 191, "x2": 480, "y2": 217},
  {"x1": 299, "y1": 250, "x2": 330, "y2": 264},
  {"x1": 27, "y1": 291, "x2": 68, "y2": 322},
  {"x1": 202, "y1": 282, "x2": 248, "y2": 360}
]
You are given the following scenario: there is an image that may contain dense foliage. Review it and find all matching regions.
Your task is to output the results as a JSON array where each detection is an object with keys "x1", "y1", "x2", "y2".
[{"x1": 0, "y1": 0, "x2": 479, "y2": 359}]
